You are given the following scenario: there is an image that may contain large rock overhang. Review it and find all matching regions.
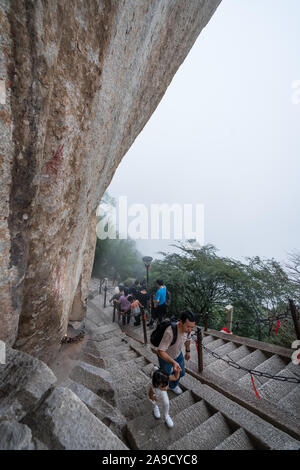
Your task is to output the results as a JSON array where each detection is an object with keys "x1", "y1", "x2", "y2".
[{"x1": 0, "y1": 0, "x2": 221, "y2": 362}]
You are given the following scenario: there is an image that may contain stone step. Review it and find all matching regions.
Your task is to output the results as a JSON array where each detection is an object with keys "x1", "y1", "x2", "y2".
[
  {"x1": 69, "y1": 361, "x2": 114, "y2": 404},
  {"x1": 168, "y1": 411, "x2": 232, "y2": 450},
  {"x1": 113, "y1": 369, "x2": 150, "y2": 398},
  {"x1": 202, "y1": 335, "x2": 215, "y2": 345},
  {"x1": 196, "y1": 341, "x2": 238, "y2": 367},
  {"x1": 85, "y1": 314, "x2": 102, "y2": 329},
  {"x1": 205, "y1": 344, "x2": 252, "y2": 375},
  {"x1": 104, "y1": 350, "x2": 138, "y2": 365},
  {"x1": 111, "y1": 355, "x2": 147, "y2": 369},
  {"x1": 85, "y1": 325, "x2": 125, "y2": 343},
  {"x1": 285, "y1": 360, "x2": 300, "y2": 379},
  {"x1": 222, "y1": 349, "x2": 269, "y2": 382},
  {"x1": 109, "y1": 357, "x2": 149, "y2": 380},
  {"x1": 126, "y1": 390, "x2": 197, "y2": 449},
  {"x1": 215, "y1": 428, "x2": 256, "y2": 450},
  {"x1": 82, "y1": 344, "x2": 132, "y2": 362},
  {"x1": 80, "y1": 351, "x2": 106, "y2": 369},
  {"x1": 87, "y1": 296, "x2": 113, "y2": 324},
  {"x1": 116, "y1": 388, "x2": 153, "y2": 421},
  {"x1": 98, "y1": 330, "x2": 126, "y2": 342},
  {"x1": 238, "y1": 354, "x2": 288, "y2": 389},
  {"x1": 141, "y1": 400, "x2": 212, "y2": 450},
  {"x1": 203, "y1": 338, "x2": 226, "y2": 352},
  {"x1": 258, "y1": 368, "x2": 299, "y2": 404},
  {"x1": 89, "y1": 323, "x2": 121, "y2": 338},
  {"x1": 84, "y1": 335, "x2": 125, "y2": 353},
  {"x1": 278, "y1": 386, "x2": 300, "y2": 417},
  {"x1": 142, "y1": 363, "x2": 157, "y2": 378},
  {"x1": 86, "y1": 342, "x2": 132, "y2": 358}
]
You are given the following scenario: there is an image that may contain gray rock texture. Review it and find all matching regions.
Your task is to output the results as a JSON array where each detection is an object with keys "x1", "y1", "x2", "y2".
[
  {"x1": 0, "y1": 343, "x2": 57, "y2": 421},
  {"x1": 0, "y1": 0, "x2": 221, "y2": 362},
  {"x1": 69, "y1": 360, "x2": 114, "y2": 399},
  {"x1": 0, "y1": 420, "x2": 33, "y2": 450},
  {"x1": 62, "y1": 378, "x2": 127, "y2": 441},
  {"x1": 23, "y1": 386, "x2": 128, "y2": 450}
]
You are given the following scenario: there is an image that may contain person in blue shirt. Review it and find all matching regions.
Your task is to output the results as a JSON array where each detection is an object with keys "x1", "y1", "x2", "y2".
[{"x1": 153, "y1": 279, "x2": 167, "y2": 324}]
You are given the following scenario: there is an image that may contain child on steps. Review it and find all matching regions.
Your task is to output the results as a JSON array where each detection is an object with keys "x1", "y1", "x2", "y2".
[{"x1": 148, "y1": 368, "x2": 180, "y2": 428}]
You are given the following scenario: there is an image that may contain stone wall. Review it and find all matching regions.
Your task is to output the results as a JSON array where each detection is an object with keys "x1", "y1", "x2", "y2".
[{"x1": 0, "y1": 0, "x2": 221, "y2": 362}]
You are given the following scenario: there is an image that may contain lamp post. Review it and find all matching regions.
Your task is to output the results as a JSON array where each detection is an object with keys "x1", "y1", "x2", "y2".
[
  {"x1": 142, "y1": 256, "x2": 153, "y2": 289},
  {"x1": 103, "y1": 277, "x2": 108, "y2": 308},
  {"x1": 141, "y1": 256, "x2": 152, "y2": 344}
]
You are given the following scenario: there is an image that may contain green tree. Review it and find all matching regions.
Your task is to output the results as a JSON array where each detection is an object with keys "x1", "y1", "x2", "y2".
[
  {"x1": 92, "y1": 192, "x2": 144, "y2": 283},
  {"x1": 148, "y1": 241, "x2": 300, "y2": 346}
]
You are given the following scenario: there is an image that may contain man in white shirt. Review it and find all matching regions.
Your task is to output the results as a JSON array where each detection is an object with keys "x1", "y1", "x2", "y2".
[{"x1": 157, "y1": 311, "x2": 196, "y2": 395}]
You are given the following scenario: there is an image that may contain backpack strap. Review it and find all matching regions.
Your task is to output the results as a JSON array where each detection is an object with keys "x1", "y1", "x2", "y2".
[{"x1": 170, "y1": 322, "x2": 178, "y2": 346}]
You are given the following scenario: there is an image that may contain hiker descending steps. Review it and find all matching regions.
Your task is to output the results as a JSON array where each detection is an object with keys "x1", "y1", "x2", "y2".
[
  {"x1": 152, "y1": 311, "x2": 196, "y2": 394},
  {"x1": 148, "y1": 368, "x2": 181, "y2": 428}
]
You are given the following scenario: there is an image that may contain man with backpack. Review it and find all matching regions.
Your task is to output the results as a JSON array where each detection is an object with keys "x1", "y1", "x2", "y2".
[{"x1": 152, "y1": 311, "x2": 196, "y2": 395}]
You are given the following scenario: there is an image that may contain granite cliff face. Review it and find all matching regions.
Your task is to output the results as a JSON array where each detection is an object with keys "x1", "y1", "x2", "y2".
[{"x1": 0, "y1": 0, "x2": 221, "y2": 362}]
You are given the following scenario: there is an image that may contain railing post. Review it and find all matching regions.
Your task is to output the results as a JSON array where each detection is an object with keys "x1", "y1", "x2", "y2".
[
  {"x1": 103, "y1": 285, "x2": 107, "y2": 308},
  {"x1": 112, "y1": 303, "x2": 116, "y2": 323},
  {"x1": 226, "y1": 305, "x2": 233, "y2": 333},
  {"x1": 204, "y1": 313, "x2": 208, "y2": 332},
  {"x1": 197, "y1": 326, "x2": 203, "y2": 373},
  {"x1": 142, "y1": 309, "x2": 148, "y2": 344},
  {"x1": 289, "y1": 298, "x2": 300, "y2": 340}
]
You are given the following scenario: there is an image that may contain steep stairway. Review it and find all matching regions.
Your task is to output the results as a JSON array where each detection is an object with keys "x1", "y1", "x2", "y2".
[
  {"x1": 124, "y1": 341, "x2": 300, "y2": 450},
  {"x1": 65, "y1": 285, "x2": 300, "y2": 450},
  {"x1": 188, "y1": 332, "x2": 300, "y2": 422}
]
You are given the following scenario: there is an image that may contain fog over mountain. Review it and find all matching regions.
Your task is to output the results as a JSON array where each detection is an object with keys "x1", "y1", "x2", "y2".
[{"x1": 106, "y1": 0, "x2": 300, "y2": 264}]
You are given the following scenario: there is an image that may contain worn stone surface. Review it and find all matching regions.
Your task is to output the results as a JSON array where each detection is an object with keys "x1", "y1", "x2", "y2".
[
  {"x1": 0, "y1": 0, "x2": 222, "y2": 361},
  {"x1": 0, "y1": 420, "x2": 33, "y2": 450},
  {"x1": 23, "y1": 386, "x2": 128, "y2": 450},
  {"x1": 0, "y1": 343, "x2": 57, "y2": 421},
  {"x1": 62, "y1": 378, "x2": 127, "y2": 441},
  {"x1": 69, "y1": 360, "x2": 114, "y2": 401}
]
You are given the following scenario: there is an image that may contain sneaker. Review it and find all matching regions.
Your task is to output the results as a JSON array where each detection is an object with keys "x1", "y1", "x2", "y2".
[
  {"x1": 165, "y1": 415, "x2": 174, "y2": 428},
  {"x1": 171, "y1": 385, "x2": 183, "y2": 395},
  {"x1": 153, "y1": 405, "x2": 160, "y2": 419}
]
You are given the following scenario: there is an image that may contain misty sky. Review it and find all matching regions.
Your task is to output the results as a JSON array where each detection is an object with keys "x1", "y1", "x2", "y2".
[{"x1": 106, "y1": 0, "x2": 300, "y2": 264}]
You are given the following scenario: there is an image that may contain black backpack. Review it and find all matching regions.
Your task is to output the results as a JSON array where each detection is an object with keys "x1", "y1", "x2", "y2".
[{"x1": 150, "y1": 317, "x2": 178, "y2": 347}]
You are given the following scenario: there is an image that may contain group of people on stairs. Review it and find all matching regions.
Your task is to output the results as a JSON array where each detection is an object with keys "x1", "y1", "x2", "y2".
[
  {"x1": 109, "y1": 279, "x2": 170, "y2": 327},
  {"x1": 109, "y1": 279, "x2": 196, "y2": 429}
]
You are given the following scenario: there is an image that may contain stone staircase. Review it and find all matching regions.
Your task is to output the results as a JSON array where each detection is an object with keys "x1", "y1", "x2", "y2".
[
  {"x1": 125, "y1": 308, "x2": 300, "y2": 432},
  {"x1": 57, "y1": 286, "x2": 299, "y2": 450},
  {"x1": 124, "y1": 338, "x2": 300, "y2": 450},
  {"x1": 189, "y1": 332, "x2": 300, "y2": 421},
  {"x1": 4, "y1": 283, "x2": 298, "y2": 449}
]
